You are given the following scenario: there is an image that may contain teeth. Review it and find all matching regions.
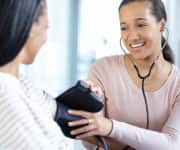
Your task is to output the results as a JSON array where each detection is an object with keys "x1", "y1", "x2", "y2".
[{"x1": 131, "y1": 43, "x2": 144, "y2": 48}]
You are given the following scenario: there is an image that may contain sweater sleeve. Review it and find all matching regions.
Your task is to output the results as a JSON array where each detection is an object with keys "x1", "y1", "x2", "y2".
[
  {"x1": 19, "y1": 75, "x2": 57, "y2": 118},
  {"x1": 0, "y1": 74, "x2": 77, "y2": 150},
  {"x1": 109, "y1": 93, "x2": 180, "y2": 150},
  {"x1": 0, "y1": 78, "x2": 64, "y2": 150}
]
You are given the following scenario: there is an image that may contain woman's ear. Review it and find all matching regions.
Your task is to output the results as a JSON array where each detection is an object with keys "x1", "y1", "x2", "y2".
[
  {"x1": 29, "y1": 25, "x2": 36, "y2": 38},
  {"x1": 159, "y1": 18, "x2": 166, "y2": 32},
  {"x1": 29, "y1": 22, "x2": 39, "y2": 38}
]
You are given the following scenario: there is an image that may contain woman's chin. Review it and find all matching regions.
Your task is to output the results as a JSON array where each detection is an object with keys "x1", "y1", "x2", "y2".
[
  {"x1": 130, "y1": 53, "x2": 147, "y2": 60},
  {"x1": 129, "y1": 49, "x2": 146, "y2": 59}
]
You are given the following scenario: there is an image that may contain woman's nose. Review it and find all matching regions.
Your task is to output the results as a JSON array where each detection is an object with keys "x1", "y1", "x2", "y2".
[{"x1": 127, "y1": 29, "x2": 140, "y2": 41}]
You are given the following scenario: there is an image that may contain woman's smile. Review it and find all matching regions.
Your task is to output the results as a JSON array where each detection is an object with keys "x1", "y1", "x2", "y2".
[{"x1": 129, "y1": 41, "x2": 146, "y2": 53}]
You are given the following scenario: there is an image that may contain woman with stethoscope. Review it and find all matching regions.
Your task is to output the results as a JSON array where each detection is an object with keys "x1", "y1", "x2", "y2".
[{"x1": 68, "y1": 0, "x2": 180, "y2": 149}]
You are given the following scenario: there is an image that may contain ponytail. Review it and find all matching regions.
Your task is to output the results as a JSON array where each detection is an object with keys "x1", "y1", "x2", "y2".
[{"x1": 162, "y1": 36, "x2": 174, "y2": 64}]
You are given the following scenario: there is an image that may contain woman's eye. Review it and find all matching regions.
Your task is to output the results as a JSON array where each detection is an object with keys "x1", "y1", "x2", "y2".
[
  {"x1": 121, "y1": 27, "x2": 127, "y2": 31},
  {"x1": 137, "y1": 24, "x2": 147, "y2": 27}
]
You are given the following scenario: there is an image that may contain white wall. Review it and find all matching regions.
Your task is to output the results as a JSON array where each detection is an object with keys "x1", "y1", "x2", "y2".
[
  {"x1": 25, "y1": 0, "x2": 71, "y2": 96},
  {"x1": 166, "y1": 0, "x2": 180, "y2": 66}
]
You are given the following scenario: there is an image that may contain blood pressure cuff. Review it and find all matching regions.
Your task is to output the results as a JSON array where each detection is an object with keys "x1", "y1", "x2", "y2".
[{"x1": 55, "y1": 80, "x2": 104, "y2": 138}]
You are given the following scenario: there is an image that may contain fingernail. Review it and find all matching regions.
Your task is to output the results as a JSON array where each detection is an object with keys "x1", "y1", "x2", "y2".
[
  {"x1": 68, "y1": 110, "x2": 72, "y2": 113},
  {"x1": 71, "y1": 131, "x2": 75, "y2": 135},
  {"x1": 76, "y1": 136, "x2": 80, "y2": 139}
]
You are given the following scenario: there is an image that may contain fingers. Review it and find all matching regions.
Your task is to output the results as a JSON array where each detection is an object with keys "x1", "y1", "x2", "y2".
[
  {"x1": 68, "y1": 111, "x2": 112, "y2": 137},
  {"x1": 70, "y1": 123, "x2": 96, "y2": 136},
  {"x1": 76, "y1": 130, "x2": 97, "y2": 139},
  {"x1": 85, "y1": 80, "x2": 104, "y2": 99},
  {"x1": 68, "y1": 116, "x2": 97, "y2": 138},
  {"x1": 68, "y1": 118, "x2": 89, "y2": 127},
  {"x1": 68, "y1": 110, "x2": 92, "y2": 118},
  {"x1": 91, "y1": 86, "x2": 104, "y2": 98},
  {"x1": 85, "y1": 80, "x2": 95, "y2": 87}
]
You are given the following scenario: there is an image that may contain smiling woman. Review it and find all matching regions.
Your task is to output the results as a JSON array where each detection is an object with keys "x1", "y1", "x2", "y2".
[
  {"x1": 66, "y1": 0, "x2": 180, "y2": 150},
  {"x1": 119, "y1": 0, "x2": 173, "y2": 62}
]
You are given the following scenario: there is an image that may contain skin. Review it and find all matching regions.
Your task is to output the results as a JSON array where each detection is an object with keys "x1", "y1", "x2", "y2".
[
  {"x1": 68, "y1": 1, "x2": 172, "y2": 149},
  {"x1": 120, "y1": 2, "x2": 163, "y2": 61},
  {"x1": 0, "y1": 7, "x2": 49, "y2": 78}
]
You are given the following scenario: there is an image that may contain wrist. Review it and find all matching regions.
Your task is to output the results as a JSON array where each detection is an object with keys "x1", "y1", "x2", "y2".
[{"x1": 105, "y1": 119, "x2": 113, "y2": 136}]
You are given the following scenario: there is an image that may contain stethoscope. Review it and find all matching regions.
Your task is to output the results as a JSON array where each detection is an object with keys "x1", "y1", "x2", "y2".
[{"x1": 120, "y1": 36, "x2": 168, "y2": 150}]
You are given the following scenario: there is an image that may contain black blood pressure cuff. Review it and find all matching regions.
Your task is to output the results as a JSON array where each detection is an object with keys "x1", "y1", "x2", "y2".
[
  {"x1": 55, "y1": 102, "x2": 84, "y2": 138},
  {"x1": 55, "y1": 80, "x2": 104, "y2": 138}
]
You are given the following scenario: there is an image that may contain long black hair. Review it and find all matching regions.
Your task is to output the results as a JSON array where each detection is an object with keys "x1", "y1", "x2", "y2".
[
  {"x1": 119, "y1": 0, "x2": 174, "y2": 64},
  {"x1": 0, "y1": 0, "x2": 45, "y2": 66}
]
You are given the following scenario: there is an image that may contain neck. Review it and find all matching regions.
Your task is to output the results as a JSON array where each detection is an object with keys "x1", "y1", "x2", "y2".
[
  {"x1": 125, "y1": 52, "x2": 166, "y2": 78},
  {"x1": 0, "y1": 59, "x2": 20, "y2": 78},
  {"x1": 129, "y1": 52, "x2": 163, "y2": 70}
]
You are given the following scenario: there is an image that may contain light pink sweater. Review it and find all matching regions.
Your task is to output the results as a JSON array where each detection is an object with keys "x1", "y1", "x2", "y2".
[{"x1": 84, "y1": 55, "x2": 180, "y2": 150}]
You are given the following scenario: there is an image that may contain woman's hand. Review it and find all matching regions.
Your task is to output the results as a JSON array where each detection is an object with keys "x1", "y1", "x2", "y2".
[
  {"x1": 68, "y1": 110, "x2": 113, "y2": 139},
  {"x1": 67, "y1": 80, "x2": 112, "y2": 139},
  {"x1": 85, "y1": 80, "x2": 105, "y2": 100}
]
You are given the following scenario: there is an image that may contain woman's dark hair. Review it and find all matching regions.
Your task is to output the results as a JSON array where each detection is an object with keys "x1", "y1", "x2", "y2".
[
  {"x1": 0, "y1": 0, "x2": 46, "y2": 66},
  {"x1": 119, "y1": 0, "x2": 174, "y2": 64}
]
